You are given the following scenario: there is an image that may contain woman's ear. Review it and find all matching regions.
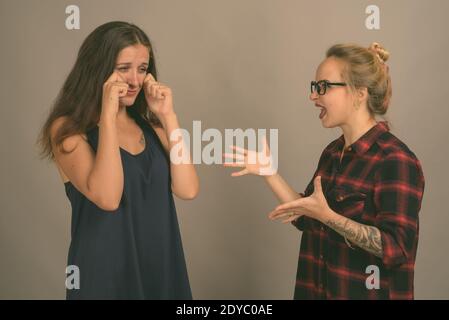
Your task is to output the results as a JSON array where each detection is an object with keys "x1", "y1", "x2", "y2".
[
  {"x1": 358, "y1": 87, "x2": 369, "y2": 104},
  {"x1": 353, "y1": 87, "x2": 368, "y2": 110}
]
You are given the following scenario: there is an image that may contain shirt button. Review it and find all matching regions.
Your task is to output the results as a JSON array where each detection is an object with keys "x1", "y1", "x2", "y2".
[
  {"x1": 320, "y1": 226, "x2": 324, "y2": 231},
  {"x1": 336, "y1": 195, "x2": 344, "y2": 202},
  {"x1": 320, "y1": 254, "x2": 324, "y2": 260},
  {"x1": 347, "y1": 146, "x2": 352, "y2": 151}
]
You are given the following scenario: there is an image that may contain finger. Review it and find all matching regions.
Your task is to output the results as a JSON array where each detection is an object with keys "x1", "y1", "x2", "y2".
[
  {"x1": 118, "y1": 88, "x2": 128, "y2": 97},
  {"x1": 261, "y1": 135, "x2": 269, "y2": 154},
  {"x1": 223, "y1": 153, "x2": 245, "y2": 161},
  {"x1": 268, "y1": 210, "x2": 285, "y2": 219},
  {"x1": 157, "y1": 86, "x2": 171, "y2": 98},
  {"x1": 223, "y1": 162, "x2": 246, "y2": 168},
  {"x1": 270, "y1": 212, "x2": 293, "y2": 220},
  {"x1": 151, "y1": 84, "x2": 163, "y2": 99},
  {"x1": 229, "y1": 145, "x2": 248, "y2": 156},
  {"x1": 145, "y1": 72, "x2": 156, "y2": 83},
  {"x1": 156, "y1": 87, "x2": 164, "y2": 99},
  {"x1": 157, "y1": 87, "x2": 169, "y2": 99},
  {"x1": 115, "y1": 72, "x2": 127, "y2": 83},
  {"x1": 269, "y1": 208, "x2": 303, "y2": 219},
  {"x1": 107, "y1": 71, "x2": 127, "y2": 84},
  {"x1": 157, "y1": 84, "x2": 169, "y2": 90},
  {"x1": 114, "y1": 82, "x2": 129, "y2": 88},
  {"x1": 144, "y1": 73, "x2": 157, "y2": 86},
  {"x1": 269, "y1": 211, "x2": 298, "y2": 222},
  {"x1": 231, "y1": 169, "x2": 249, "y2": 177},
  {"x1": 106, "y1": 71, "x2": 120, "y2": 83},
  {"x1": 223, "y1": 158, "x2": 246, "y2": 165},
  {"x1": 150, "y1": 83, "x2": 157, "y2": 98},
  {"x1": 115, "y1": 83, "x2": 129, "y2": 97},
  {"x1": 281, "y1": 214, "x2": 301, "y2": 224},
  {"x1": 269, "y1": 210, "x2": 289, "y2": 220},
  {"x1": 275, "y1": 198, "x2": 304, "y2": 211},
  {"x1": 313, "y1": 175, "x2": 323, "y2": 194}
]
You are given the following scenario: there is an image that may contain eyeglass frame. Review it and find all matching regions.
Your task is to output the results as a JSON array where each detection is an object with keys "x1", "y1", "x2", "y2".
[{"x1": 311, "y1": 80, "x2": 347, "y2": 95}]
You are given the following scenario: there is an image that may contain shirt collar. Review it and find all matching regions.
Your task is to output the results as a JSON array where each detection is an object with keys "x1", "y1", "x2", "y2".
[{"x1": 331, "y1": 121, "x2": 389, "y2": 155}]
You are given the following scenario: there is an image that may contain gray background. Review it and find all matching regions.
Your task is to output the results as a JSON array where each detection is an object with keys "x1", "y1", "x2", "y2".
[{"x1": 1, "y1": 0, "x2": 448, "y2": 299}]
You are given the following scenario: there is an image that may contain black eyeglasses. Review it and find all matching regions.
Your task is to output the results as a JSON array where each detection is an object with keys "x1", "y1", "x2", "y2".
[{"x1": 311, "y1": 80, "x2": 347, "y2": 95}]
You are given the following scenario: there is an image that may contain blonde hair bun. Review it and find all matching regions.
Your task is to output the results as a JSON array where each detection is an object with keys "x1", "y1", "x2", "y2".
[{"x1": 369, "y1": 42, "x2": 390, "y2": 63}]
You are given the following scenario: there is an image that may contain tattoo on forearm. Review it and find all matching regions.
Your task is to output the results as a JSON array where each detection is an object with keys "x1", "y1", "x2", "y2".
[{"x1": 326, "y1": 217, "x2": 383, "y2": 258}]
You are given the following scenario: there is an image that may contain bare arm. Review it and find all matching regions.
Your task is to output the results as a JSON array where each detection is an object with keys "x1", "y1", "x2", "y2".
[
  {"x1": 222, "y1": 138, "x2": 301, "y2": 204},
  {"x1": 324, "y1": 210, "x2": 383, "y2": 258},
  {"x1": 155, "y1": 114, "x2": 199, "y2": 200},
  {"x1": 269, "y1": 176, "x2": 383, "y2": 257},
  {"x1": 143, "y1": 74, "x2": 199, "y2": 201},
  {"x1": 51, "y1": 72, "x2": 128, "y2": 211},
  {"x1": 87, "y1": 115, "x2": 123, "y2": 208},
  {"x1": 264, "y1": 173, "x2": 302, "y2": 203},
  {"x1": 51, "y1": 116, "x2": 123, "y2": 211}
]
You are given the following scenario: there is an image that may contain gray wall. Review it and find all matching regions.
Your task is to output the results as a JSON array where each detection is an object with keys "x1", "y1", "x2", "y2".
[{"x1": 1, "y1": 0, "x2": 448, "y2": 299}]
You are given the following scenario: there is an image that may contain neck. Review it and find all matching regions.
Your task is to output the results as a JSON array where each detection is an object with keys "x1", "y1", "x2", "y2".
[{"x1": 340, "y1": 113, "x2": 377, "y2": 148}]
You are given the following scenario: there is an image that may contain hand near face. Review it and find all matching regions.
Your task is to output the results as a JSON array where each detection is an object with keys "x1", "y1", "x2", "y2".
[
  {"x1": 101, "y1": 71, "x2": 129, "y2": 117},
  {"x1": 143, "y1": 73, "x2": 175, "y2": 117}
]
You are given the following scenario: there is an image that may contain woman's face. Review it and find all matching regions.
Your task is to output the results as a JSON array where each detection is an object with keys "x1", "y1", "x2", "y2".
[
  {"x1": 115, "y1": 44, "x2": 150, "y2": 106},
  {"x1": 309, "y1": 57, "x2": 356, "y2": 128}
]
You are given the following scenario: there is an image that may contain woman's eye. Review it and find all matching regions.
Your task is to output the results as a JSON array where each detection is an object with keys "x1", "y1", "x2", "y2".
[
  {"x1": 139, "y1": 68, "x2": 147, "y2": 73},
  {"x1": 118, "y1": 68, "x2": 128, "y2": 72}
]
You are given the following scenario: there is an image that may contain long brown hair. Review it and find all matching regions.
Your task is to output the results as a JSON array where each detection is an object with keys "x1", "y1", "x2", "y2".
[{"x1": 38, "y1": 21, "x2": 161, "y2": 160}]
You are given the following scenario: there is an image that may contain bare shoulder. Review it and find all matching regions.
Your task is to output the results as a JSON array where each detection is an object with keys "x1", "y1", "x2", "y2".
[
  {"x1": 50, "y1": 117, "x2": 89, "y2": 183},
  {"x1": 50, "y1": 117, "x2": 88, "y2": 151}
]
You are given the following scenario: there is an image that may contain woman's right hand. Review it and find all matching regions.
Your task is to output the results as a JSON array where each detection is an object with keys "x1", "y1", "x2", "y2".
[
  {"x1": 223, "y1": 137, "x2": 276, "y2": 177},
  {"x1": 101, "y1": 71, "x2": 129, "y2": 118}
]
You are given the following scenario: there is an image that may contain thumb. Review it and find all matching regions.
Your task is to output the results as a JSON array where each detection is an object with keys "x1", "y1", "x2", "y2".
[
  {"x1": 145, "y1": 72, "x2": 156, "y2": 83},
  {"x1": 313, "y1": 176, "x2": 323, "y2": 195}
]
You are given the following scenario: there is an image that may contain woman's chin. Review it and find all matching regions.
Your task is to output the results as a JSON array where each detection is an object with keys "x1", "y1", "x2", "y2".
[
  {"x1": 320, "y1": 116, "x2": 330, "y2": 127},
  {"x1": 119, "y1": 97, "x2": 137, "y2": 107},
  {"x1": 320, "y1": 117, "x2": 337, "y2": 129}
]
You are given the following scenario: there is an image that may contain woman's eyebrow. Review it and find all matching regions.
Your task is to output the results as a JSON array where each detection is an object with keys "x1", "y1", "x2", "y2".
[{"x1": 116, "y1": 62, "x2": 149, "y2": 66}]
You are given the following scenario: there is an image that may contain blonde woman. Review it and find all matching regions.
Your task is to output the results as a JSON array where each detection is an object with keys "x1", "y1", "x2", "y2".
[{"x1": 224, "y1": 43, "x2": 425, "y2": 299}]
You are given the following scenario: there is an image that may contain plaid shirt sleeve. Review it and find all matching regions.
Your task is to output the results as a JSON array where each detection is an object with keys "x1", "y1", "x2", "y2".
[{"x1": 374, "y1": 151, "x2": 425, "y2": 268}]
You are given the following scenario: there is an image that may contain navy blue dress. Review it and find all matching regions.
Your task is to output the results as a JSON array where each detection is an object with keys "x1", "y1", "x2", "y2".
[{"x1": 64, "y1": 107, "x2": 192, "y2": 299}]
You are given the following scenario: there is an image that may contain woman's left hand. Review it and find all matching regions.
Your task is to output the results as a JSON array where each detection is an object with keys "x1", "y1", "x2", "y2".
[
  {"x1": 143, "y1": 73, "x2": 175, "y2": 118},
  {"x1": 268, "y1": 176, "x2": 331, "y2": 223}
]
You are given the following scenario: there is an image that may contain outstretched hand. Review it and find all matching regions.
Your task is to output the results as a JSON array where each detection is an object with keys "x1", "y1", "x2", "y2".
[
  {"x1": 268, "y1": 176, "x2": 330, "y2": 223},
  {"x1": 222, "y1": 136, "x2": 276, "y2": 177}
]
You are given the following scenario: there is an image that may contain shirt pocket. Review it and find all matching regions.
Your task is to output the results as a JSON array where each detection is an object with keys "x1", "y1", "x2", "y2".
[{"x1": 328, "y1": 186, "x2": 368, "y2": 221}]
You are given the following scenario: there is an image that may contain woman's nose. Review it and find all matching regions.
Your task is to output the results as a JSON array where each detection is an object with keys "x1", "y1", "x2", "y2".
[
  {"x1": 309, "y1": 91, "x2": 318, "y2": 101},
  {"x1": 127, "y1": 70, "x2": 139, "y2": 87}
]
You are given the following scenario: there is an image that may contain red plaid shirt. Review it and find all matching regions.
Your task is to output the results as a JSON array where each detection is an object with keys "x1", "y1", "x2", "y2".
[{"x1": 293, "y1": 121, "x2": 425, "y2": 299}]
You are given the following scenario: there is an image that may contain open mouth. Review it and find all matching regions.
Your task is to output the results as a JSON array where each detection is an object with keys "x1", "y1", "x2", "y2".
[{"x1": 316, "y1": 104, "x2": 327, "y2": 119}]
